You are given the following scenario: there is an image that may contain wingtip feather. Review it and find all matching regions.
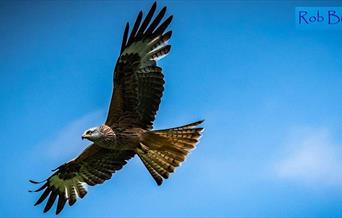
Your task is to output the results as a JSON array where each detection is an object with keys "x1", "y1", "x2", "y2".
[{"x1": 29, "y1": 179, "x2": 46, "y2": 184}]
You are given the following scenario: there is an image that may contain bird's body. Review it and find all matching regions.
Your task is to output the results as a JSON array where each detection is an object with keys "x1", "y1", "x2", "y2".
[
  {"x1": 83, "y1": 125, "x2": 144, "y2": 150},
  {"x1": 30, "y1": 2, "x2": 204, "y2": 215}
]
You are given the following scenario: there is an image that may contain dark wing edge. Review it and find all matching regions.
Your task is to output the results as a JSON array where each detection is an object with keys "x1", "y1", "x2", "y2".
[
  {"x1": 105, "y1": 2, "x2": 173, "y2": 129},
  {"x1": 29, "y1": 144, "x2": 135, "y2": 215}
]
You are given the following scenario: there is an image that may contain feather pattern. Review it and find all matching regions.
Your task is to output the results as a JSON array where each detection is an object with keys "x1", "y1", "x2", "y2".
[
  {"x1": 106, "y1": 2, "x2": 173, "y2": 129},
  {"x1": 30, "y1": 144, "x2": 135, "y2": 214},
  {"x1": 137, "y1": 120, "x2": 204, "y2": 185}
]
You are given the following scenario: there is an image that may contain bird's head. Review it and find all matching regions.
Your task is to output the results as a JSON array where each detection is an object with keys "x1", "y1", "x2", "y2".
[
  {"x1": 81, "y1": 125, "x2": 115, "y2": 143},
  {"x1": 81, "y1": 127, "x2": 102, "y2": 142}
]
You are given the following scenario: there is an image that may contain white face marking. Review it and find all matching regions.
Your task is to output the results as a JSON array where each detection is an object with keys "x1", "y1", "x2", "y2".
[{"x1": 82, "y1": 126, "x2": 102, "y2": 142}]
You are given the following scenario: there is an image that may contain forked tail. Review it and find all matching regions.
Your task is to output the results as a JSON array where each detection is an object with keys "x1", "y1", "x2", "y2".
[{"x1": 137, "y1": 120, "x2": 204, "y2": 185}]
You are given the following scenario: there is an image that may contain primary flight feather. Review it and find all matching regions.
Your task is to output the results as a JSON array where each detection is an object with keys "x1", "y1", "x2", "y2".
[{"x1": 30, "y1": 2, "x2": 204, "y2": 215}]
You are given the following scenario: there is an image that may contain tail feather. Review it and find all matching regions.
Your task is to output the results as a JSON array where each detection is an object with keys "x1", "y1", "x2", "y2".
[
  {"x1": 138, "y1": 153, "x2": 163, "y2": 185},
  {"x1": 137, "y1": 120, "x2": 204, "y2": 185},
  {"x1": 160, "y1": 150, "x2": 185, "y2": 162},
  {"x1": 160, "y1": 120, "x2": 204, "y2": 130},
  {"x1": 141, "y1": 145, "x2": 177, "y2": 172},
  {"x1": 139, "y1": 143, "x2": 175, "y2": 174}
]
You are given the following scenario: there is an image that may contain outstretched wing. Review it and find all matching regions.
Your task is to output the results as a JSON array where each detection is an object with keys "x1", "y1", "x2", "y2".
[
  {"x1": 105, "y1": 2, "x2": 172, "y2": 129},
  {"x1": 30, "y1": 144, "x2": 135, "y2": 215}
]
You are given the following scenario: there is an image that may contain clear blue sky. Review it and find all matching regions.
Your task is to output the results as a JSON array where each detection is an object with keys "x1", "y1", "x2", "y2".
[{"x1": 1, "y1": 0, "x2": 342, "y2": 217}]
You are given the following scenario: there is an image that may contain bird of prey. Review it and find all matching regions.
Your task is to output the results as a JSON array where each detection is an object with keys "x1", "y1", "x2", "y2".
[{"x1": 30, "y1": 2, "x2": 204, "y2": 215}]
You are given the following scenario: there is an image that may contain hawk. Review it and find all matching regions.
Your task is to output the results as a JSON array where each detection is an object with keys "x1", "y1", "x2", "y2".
[{"x1": 30, "y1": 2, "x2": 204, "y2": 215}]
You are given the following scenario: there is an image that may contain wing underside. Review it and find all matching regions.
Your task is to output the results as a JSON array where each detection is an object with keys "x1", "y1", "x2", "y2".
[
  {"x1": 105, "y1": 2, "x2": 173, "y2": 129},
  {"x1": 30, "y1": 144, "x2": 135, "y2": 214}
]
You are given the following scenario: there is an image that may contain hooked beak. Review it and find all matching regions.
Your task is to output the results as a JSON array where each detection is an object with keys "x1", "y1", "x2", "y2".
[{"x1": 81, "y1": 134, "x2": 89, "y2": 140}]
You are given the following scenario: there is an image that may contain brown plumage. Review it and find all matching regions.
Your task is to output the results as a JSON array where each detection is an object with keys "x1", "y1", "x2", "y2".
[{"x1": 30, "y1": 2, "x2": 204, "y2": 215}]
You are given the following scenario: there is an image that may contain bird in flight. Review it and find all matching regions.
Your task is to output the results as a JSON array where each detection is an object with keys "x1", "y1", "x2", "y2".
[{"x1": 30, "y1": 2, "x2": 204, "y2": 215}]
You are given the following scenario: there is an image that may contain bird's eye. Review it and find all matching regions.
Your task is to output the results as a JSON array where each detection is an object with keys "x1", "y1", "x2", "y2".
[{"x1": 86, "y1": 130, "x2": 92, "y2": 135}]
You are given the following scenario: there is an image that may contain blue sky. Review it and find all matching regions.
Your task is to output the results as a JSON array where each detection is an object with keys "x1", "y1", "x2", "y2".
[{"x1": 1, "y1": 0, "x2": 342, "y2": 217}]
